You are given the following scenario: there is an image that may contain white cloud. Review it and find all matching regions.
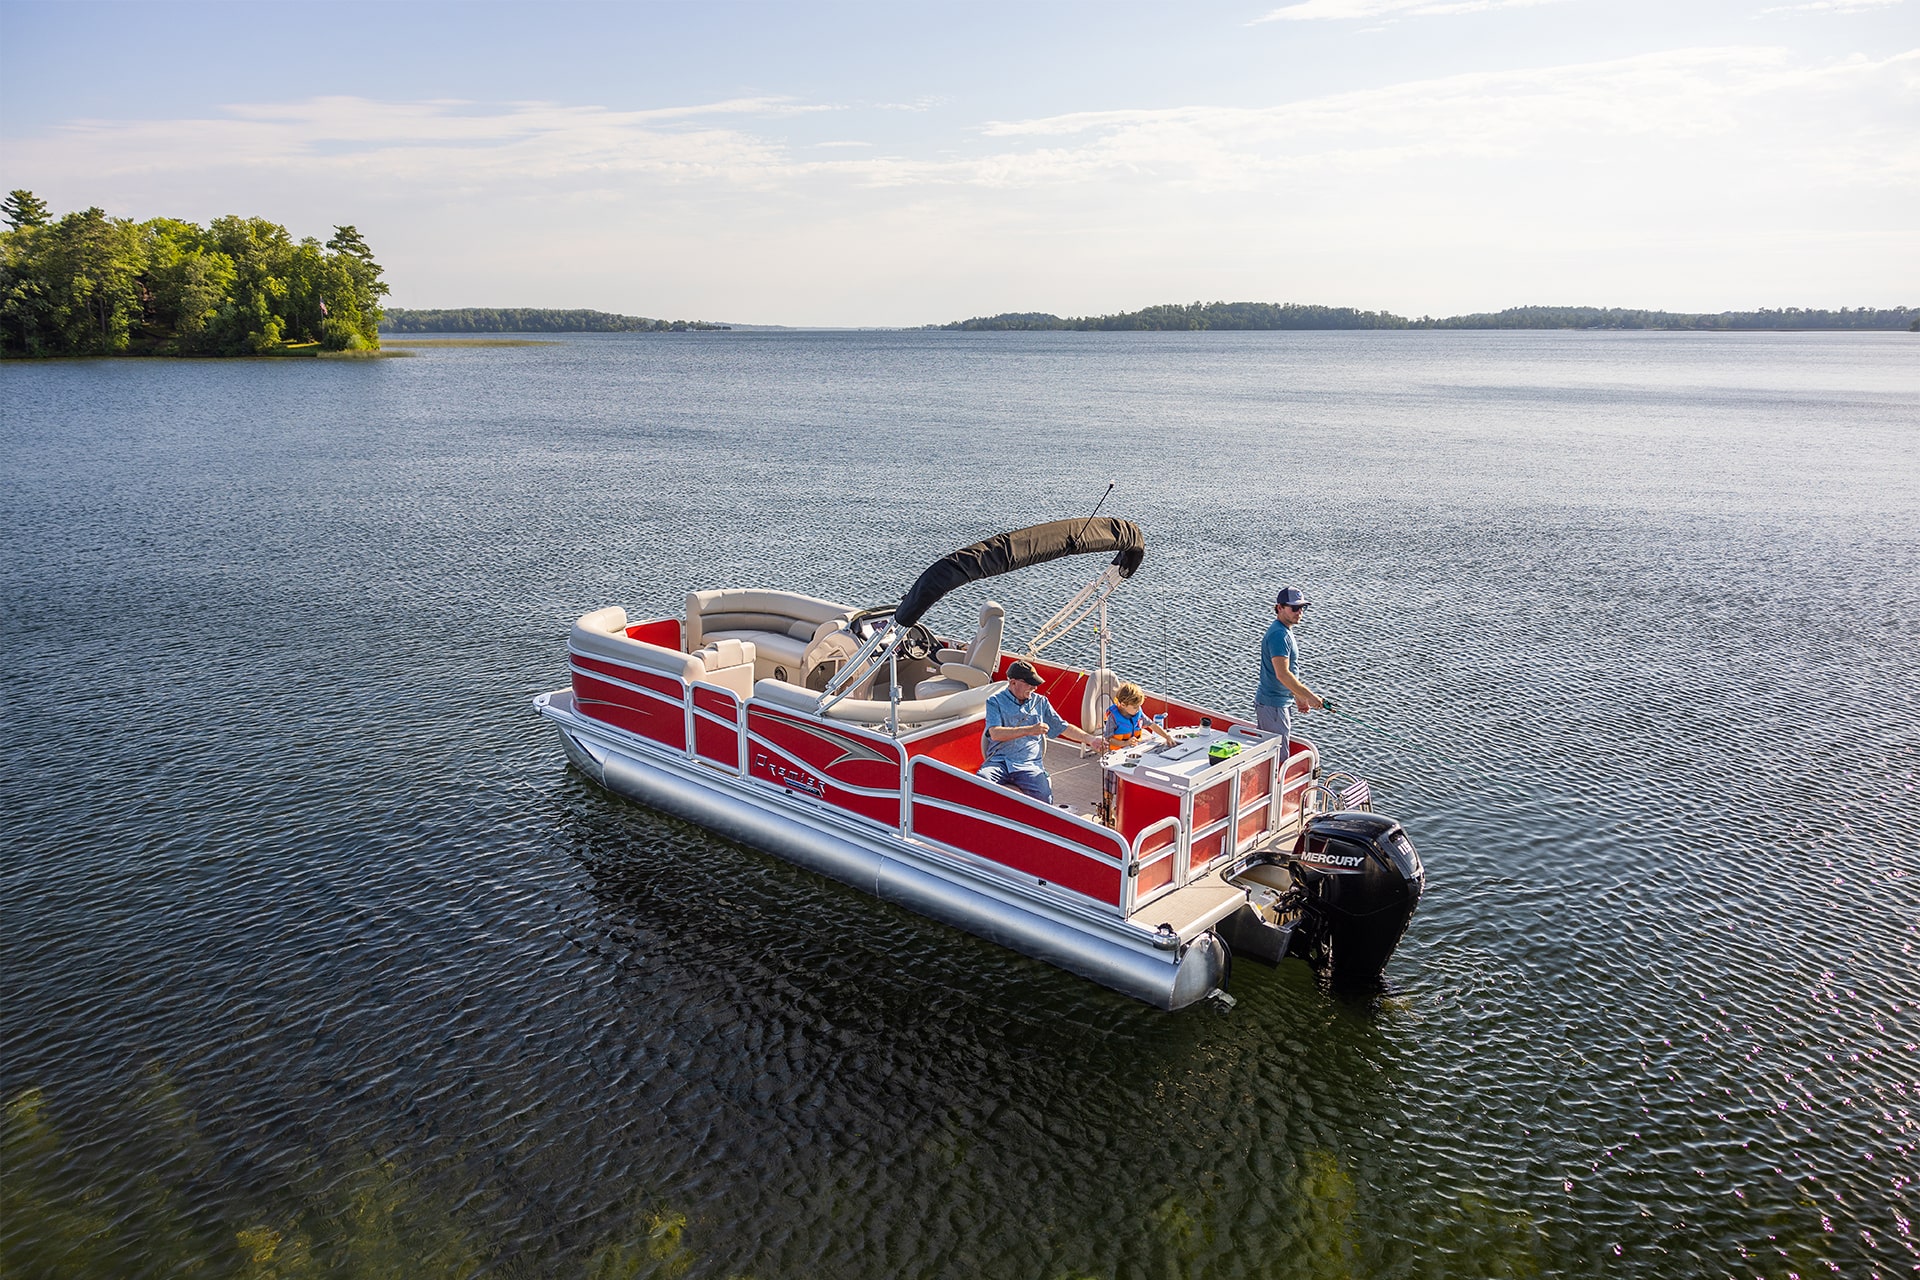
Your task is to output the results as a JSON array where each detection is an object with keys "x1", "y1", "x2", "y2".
[
  {"x1": 1761, "y1": 0, "x2": 1905, "y2": 13},
  {"x1": 5, "y1": 45, "x2": 1912, "y2": 322},
  {"x1": 972, "y1": 46, "x2": 1920, "y2": 188},
  {"x1": 15, "y1": 96, "x2": 805, "y2": 190},
  {"x1": 1252, "y1": 0, "x2": 1560, "y2": 23}
]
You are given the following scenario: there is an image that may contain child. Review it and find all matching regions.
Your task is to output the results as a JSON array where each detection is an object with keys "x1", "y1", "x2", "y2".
[{"x1": 1104, "y1": 682, "x2": 1177, "y2": 750}]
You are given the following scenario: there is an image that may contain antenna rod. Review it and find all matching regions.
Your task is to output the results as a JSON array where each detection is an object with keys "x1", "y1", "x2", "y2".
[
  {"x1": 1088, "y1": 481, "x2": 1113, "y2": 519},
  {"x1": 1069, "y1": 481, "x2": 1116, "y2": 549}
]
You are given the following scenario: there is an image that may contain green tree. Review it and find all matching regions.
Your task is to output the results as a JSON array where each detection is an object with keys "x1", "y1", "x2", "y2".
[
  {"x1": 3, "y1": 190, "x2": 50, "y2": 231},
  {"x1": 0, "y1": 220, "x2": 51, "y2": 355},
  {"x1": 203, "y1": 215, "x2": 295, "y2": 354},
  {"x1": 140, "y1": 218, "x2": 236, "y2": 352},
  {"x1": 319, "y1": 224, "x2": 387, "y2": 349},
  {"x1": 40, "y1": 207, "x2": 146, "y2": 354}
]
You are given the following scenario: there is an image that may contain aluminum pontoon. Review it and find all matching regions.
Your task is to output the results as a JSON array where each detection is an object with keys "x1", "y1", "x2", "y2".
[{"x1": 534, "y1": 520, "x2": 1423, "y2": 1010}]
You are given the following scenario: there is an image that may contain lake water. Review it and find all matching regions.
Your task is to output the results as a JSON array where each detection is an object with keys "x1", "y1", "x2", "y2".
[{"x1": 2, "y1": 330, "x2": 1915, "y2": 1279}]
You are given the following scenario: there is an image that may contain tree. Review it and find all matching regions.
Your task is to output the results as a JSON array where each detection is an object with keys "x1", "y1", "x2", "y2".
[
  {"x1": 320, "y1": 224, "x2": 387, "y2": 349},
  {"x1": 39, "y1": 208, "x2": 146, "y2": 354},
  {"x1": 140, "y1": 219, "x2": 235, "y2": 352},
  {"x1": 3, "y1": 201, "x2": 398, "y2": 358},
  {"x1": 3, "y1": 190, "x2": 50, "y2": 231}
]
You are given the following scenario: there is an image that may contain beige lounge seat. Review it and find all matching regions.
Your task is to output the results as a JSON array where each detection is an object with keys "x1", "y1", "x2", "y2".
[
  {"x1": 687, "y1": 589, "x2": 855, "y2": 685},
  {"x1": 752, "y1": 677, "x2": 998, "y2": 730},
  {"x1": 913, "y1": 601, "x2": 1005, "y2": 699},
  {"x1": 691, "y1": 638, "x2": 757, "y2": 699}
]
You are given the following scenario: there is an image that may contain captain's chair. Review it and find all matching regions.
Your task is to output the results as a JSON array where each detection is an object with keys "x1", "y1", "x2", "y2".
[{"x1": 912, "y1": 601, "x2": 1005, "y2": 699}]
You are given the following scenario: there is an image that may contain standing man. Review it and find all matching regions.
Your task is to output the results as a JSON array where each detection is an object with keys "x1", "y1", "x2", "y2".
[
  {"x1": 978, "y1": 660, "x2": 1106, "y2": 803},
  {"x1": 1256, "y1": 587, "x2": 1325, "y2": 757}
]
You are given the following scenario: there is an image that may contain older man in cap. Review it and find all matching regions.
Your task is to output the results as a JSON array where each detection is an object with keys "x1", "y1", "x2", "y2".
[
  {"x1": 1256, "y1": 586, "x2": 1325, "y2": 758},
  {"x1": 978, "y1": 660, "x2": 1106, "y2": 803}
]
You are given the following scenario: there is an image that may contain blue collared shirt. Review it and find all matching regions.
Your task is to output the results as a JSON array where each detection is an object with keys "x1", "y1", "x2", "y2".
[
  {"x1": 983, "y1": 687, "x2": 1068, "y2": 769},
  {"x1": 1257, "y1": 618, "x2": 1300, "y2": 708}
]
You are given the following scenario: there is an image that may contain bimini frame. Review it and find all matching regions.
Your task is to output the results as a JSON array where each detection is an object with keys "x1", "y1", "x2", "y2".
[{"x1": 816, "y1": 518, "x2": 1147, "y2": 733}]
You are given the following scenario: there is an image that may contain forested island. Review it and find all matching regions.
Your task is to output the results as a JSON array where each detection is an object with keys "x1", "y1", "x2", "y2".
[
  {"x1": 0, "y1": 192, "x2": 387, "y2": 358},
  {"x1": 942, "y1": 301, "x2": 1918, "y2": 332},
  {"x1": 382, "y1": 308, "x2": 729, "y2": 333}
]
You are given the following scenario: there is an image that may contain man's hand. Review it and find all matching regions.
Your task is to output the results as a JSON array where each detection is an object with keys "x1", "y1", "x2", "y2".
[{"x1": 1295, "y1": 690, "x2": 1325, "y2": 713}]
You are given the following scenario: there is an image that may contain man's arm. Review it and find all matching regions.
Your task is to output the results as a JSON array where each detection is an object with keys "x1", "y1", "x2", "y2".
[
  {"x1": 1271, "y1": 656, "x2": 1325, "y2": 713},
  {"x1": 1058, "y1": 724, "x2": 1106, "y2": 748},
  {"x1": 1040, "y1": 702, "x2": 1105, "y2": 749}
]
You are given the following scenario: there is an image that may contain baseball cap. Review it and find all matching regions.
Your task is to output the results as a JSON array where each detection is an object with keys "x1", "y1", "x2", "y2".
[
  {"x1": 1005, "y1": 660, "x2": 1045, "y2": 686},
  {"x1": 1275, "y1": 587, "x2": 1311, "y2": 608}
]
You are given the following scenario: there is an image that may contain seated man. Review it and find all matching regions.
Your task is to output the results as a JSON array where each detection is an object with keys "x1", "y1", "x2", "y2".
[{"x1": 978, "y1": 660, "x2": 1106, "y2": 804}]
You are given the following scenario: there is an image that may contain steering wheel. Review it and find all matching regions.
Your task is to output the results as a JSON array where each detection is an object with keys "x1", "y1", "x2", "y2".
[{"x1": 899, "y1": 624, "x2": 935, "y2": 662}]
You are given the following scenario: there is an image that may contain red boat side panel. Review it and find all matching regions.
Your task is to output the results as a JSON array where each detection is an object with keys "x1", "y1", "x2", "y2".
[
  {"x1": 902, "y1": 717, "x2": 987, "y2": 771},
  {"x1": 912, "y1": 804, "x2": 1123, "y2": 905},
  {"x1": 1240, "y1": 759, "x2": 1273, "y2": 804},
  {"x1": 625, "y1": 617, "x2": 684, "y2": 651},
  {"x1": 913, "y1": 760, "x2": 1128, "y2": 860},
  {"x1": 1115, "y1": 779, "x2": 1181, "y2": 845},
  {"x1": 747, "y1": 707, "x2": 903, "y2": 827},
  {"x1": 1190, "y1": 826, "x2": 1228, "y2": 872},
  {"x1": 1192, "y1": 781, "x2": 1231, "y2": 829},
  {"x1": 1278, "y1": 743, "x2": 1315, "y2": 822},
  {"x1": 570, "y1": 653, "x2": 685, "y2": 700},
  {"x1": 571, "y1": 671, "x2": 687, "y2": 750},
  {"x1": 1136, "y1": 851, "x2": 1176, "y2": 896},
  {"x1": 1237, "y1": 808, "x2": 1269, "y2": 846},
  {"x1": 691, "y1": 686, "x2": 741, "y2": 767},
  {"x1": 909, "y1": 762, "x2": 1125, "y2": 905}
]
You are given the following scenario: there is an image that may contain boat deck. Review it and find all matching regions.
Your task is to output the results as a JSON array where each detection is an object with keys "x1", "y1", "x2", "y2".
[{"x1": 1041, "y1": 737, "x2": 1109, "y2": 821}]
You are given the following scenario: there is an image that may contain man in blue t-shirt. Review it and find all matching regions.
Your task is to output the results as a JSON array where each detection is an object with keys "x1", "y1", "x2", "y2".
[
  {"x1": 978, "y1": 660, "x2": 1105, "y2": 804},
  {"x1": 1256, "y1": 586, "x2": 1325, "y2": 757}
]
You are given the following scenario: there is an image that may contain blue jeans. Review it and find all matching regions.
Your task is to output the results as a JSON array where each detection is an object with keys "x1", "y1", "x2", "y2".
[
  {"x1": 977, "y1": 759, "x2": 1053, "y2": 803},
  {"x1": 1256, "y1": 701, "x2": 1292, "y2": 758}
]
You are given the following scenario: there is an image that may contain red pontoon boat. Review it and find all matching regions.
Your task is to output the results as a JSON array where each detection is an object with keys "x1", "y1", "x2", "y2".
[{"x1": 534, "y1": 520, "x2": 1423, "y2": 1009}]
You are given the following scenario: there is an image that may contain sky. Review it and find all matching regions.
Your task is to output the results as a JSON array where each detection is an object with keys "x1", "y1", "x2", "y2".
[{"x1": 1, "y1": 0, "x2": 1914, "y2": 326}]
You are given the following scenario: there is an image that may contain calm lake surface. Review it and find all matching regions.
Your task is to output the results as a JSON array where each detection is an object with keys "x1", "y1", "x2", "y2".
[{"x1": 2, "y1": 330, "x2": 1915, "y2": 1279}]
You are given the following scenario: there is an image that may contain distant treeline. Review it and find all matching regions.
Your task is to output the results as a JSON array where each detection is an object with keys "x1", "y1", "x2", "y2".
[
  {"x1": 381, "y1": 308, "x2": 729, "y2": 333},
  {"x1": 1424, "y1": 305, "x2": 1917, "y2": 331},
  {"x1": 1, "y1": 190, "x2": 387, "y2": 358},
  {"x1": 941, "y1": 301, "x2": 1919, "y2": 332}
]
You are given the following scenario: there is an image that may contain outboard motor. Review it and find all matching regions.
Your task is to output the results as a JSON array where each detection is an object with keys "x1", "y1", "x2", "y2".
[{"x1": 1283, "y1": 812, "x2": 1425, "y2": 987}]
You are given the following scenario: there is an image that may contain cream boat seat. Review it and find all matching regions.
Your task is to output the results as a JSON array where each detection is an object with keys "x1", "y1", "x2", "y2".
[
  {"x1": 752, "y1": 677, "x2": 999, "y2": 730},
  {"x1": 912, "y1": 601, "x2": 1005, "y2": 699},
  {"x1": 687, "y1": 589, "x2": 856, "y2": 685}
]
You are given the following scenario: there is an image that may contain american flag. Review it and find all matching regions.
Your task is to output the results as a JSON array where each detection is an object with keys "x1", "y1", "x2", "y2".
[{"x1": 1339, "y1": 778, "x2": 1372, "y2": 811}]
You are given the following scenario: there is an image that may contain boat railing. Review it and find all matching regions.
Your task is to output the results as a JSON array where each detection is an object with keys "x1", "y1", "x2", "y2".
[
  {"x1": 906, "y1": 756, "x2": 1133, "y2": 912},
  {"x1": 688, "y1": 679, "x2": 747, "y2": 775},
  {"x1": 1126, "y1": 817, "x2": 1184, "y2": 915}
]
